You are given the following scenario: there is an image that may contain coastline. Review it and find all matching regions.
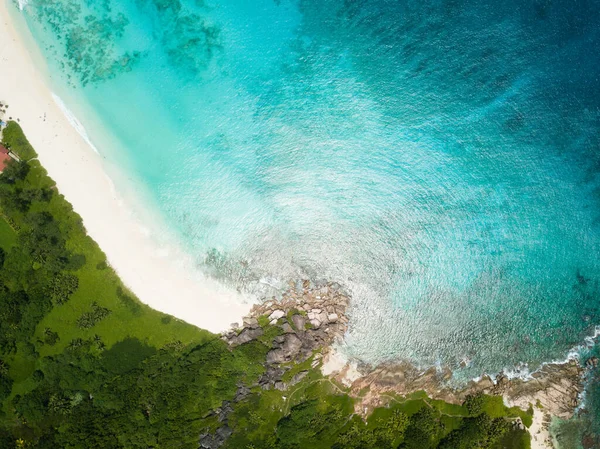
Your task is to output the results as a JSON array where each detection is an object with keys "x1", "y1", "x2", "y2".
[
  {"x1": 1, "y1": 2, "x2": 595, "y2": 446},
  {"x1": 224, "y1": 279, "x2": 587, "y2": 449},
  {"x1": 0, "y1": 0, "x2": 251, "y2": 333}
]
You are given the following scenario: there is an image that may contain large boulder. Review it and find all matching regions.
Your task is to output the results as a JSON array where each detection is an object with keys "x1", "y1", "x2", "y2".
[
  {"x1": 269, "y1": 310, "x2": 285, "y2": 321},
  {"x1": 282, "y1": 334, "x2": 303, "y2": 358},
  {"x1": 291, "y1": 314, "x2": 306, "y2": 330},
  {"x1": 282, "y1": 323, "x2": 294, "y2": 333},
  {"x1": 318, "y1": 312, "x2": 329, "y2": 324},
  {"x1": 266, "y1": 349, "x2": 286, "y2": 364},
  {"x1": 229, "y1": 328, "x2": 263, "y2": 346},
  {"x1": 243, "y1": 316, "x2": 259, "y2": 328}
]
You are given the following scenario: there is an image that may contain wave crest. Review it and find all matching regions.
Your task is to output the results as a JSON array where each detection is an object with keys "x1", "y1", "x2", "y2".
[{"x1": 51, "y1": 93, "x2": 99, "y2": 155}]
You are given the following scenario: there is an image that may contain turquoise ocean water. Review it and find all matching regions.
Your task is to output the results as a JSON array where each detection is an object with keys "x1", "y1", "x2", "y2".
[{"x1": 12, "y1": 0, "x2": 600, "y2": 443}]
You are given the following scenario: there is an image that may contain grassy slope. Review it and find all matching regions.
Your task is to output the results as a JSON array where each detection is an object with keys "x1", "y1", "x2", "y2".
[{"x1": 0, "y1": 123, "x2": 210, "y2": 415}]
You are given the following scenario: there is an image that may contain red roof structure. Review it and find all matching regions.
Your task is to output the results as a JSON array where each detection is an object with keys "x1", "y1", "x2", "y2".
[{"x1": 0, "y1": 145, "x2": 11, "y2": 172}]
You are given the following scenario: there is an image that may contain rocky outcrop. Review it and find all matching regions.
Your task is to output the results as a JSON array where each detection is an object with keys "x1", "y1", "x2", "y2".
[
  {"x1": 501, "y1": 362, "x2": 584, "y2": 419},
  {"x1": 208, "y1": 278, "x2": 587, "y2": 448},
  {"x1": 199, "y1": 383, "x2": 250, "y2": 449},
  {"x1": 199, "y1": 425, "x2": 232, "y2": 449},
  {"x1": 329, "y1": 356, "x2": 584, "y2": 419},
  {"x1": 222, "y1": 280, "x2": 351, "y2": 392},
  {"x1": 200, "y1": 281, "x2": 352, "y2": 448},
  {"x1": 223, "y1": 278, "x2": 585, "y2": 421},
  {"x1": 227, "y1": 327, "x2": 264, "y2": 346},
  {"x1": 247, "y1": 279, "x2": 350, "y2": 336}
]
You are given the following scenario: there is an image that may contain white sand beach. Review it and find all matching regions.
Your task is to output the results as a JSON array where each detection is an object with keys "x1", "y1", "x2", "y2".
[
  {"x1": 529, "y1": 408, "x2": 553, "y2": 449},
  {"x1": 0, "y1": 0, "x2": 251, "y2": 333}
]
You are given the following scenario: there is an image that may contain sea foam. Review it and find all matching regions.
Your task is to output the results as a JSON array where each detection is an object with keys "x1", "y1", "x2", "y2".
[
  {"x1": 51, "y1": 93, "x2": 100, "y2": 155},
  {"x1": 16, "y1": 0, "x2": 28, "y2": 11}
]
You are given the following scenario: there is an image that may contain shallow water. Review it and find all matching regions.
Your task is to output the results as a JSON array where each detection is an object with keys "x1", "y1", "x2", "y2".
[{"x1": 15, "y1": 0, "x2": 600, "y2": 439}]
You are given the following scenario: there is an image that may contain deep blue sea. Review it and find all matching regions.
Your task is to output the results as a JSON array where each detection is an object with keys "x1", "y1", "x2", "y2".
[{"x1": 13, "y1": 0, "x2": 600, "y2": 444}]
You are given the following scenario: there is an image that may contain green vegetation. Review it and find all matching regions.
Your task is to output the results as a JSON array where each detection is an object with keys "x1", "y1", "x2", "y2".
[
  {"x1": 0, "y1": 122, "x2": 532, "y2": 448},
  {"x1": 225, "y1": 382, "x2": 531, "y2": 449},
  {"x1": 76, "y1": 301, "x2": 111, "y2": 328},
  {"x1": 1, "y1": 122, "x2": 37, "y2": 160}
]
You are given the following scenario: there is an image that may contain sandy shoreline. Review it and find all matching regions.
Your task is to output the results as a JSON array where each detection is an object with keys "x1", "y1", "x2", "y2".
[
  {"x1": 0, "y1": 0, "x2": 251, "y2": 333},
  {"x1": 529, "y1": 408, "x2": 553, "y2": 449}
]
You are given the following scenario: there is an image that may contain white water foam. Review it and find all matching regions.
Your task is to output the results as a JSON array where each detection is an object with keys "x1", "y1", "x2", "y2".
[
  {"x1": 478, "y1": 325, "x2": 600, "y2": 412},
  {"x1": 51, "y1": 93, "x2": 100, "y2": 155},
  {"x1": 484, "y1": 325, "x2": 600, "y2": 385},
  {"x1": 15, "y1": 0, "x2": 28, "y2": 11},
  {"x1": 342, "y1": 324, "x2": 600, "y2": 402}
]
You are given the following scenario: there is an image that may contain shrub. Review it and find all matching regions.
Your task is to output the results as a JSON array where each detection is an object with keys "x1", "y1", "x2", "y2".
[
  {"x1": 464, "y1": 393, "x2": 485, "y2": 416},
  {"x1": 47, "y1": 273, "x2": 79, "y2": 305},
  {"x1": 77, "y1": 302, "x2": 111, "y2": 329},
  {"x1": 1, "y1": 121, "x2": 38, "y2": 160}
]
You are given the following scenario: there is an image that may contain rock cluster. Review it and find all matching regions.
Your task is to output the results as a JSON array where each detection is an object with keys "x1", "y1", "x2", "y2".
[
  {"x1": 199, "y1": 420, "x2": 231, "y2": 449},
  {"x1": 207, "y1": 278, "x2": 588, "y2": 448},
  {"x1": 250, "y1": 279, "x2": 349, "y2": 331},
  {"x1": 222, "y1": 280, "x2": 350, "y2": 392},
  {"x1": 201, "y1": 281, "x2": 351, "y2": 448},
  {"x1": 340, "y1": 358, "x2": 584, "y2": 419},
  {"x1": 500, "y1": 361, "x2": 584, "y2": 419},
  {"x1": 199, "y1": 384, "x2": 251, "y2": 449}
]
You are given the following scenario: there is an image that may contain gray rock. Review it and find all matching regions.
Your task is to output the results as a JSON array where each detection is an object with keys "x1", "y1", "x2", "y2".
[
  {"x1": 229, "y1": 327, "x2": 263, "y2": 346},
  {"x1": 217, "y1": 426, "x2": 233, "y2": 440},
  {"x1": 243, "y1": 317, "x2": 259, "y2": 328},
  {"x1": 289, "y1": 370, "x2": 309, "y2": 386},
  {"x1": 311, "y1": 329, "x2": 328, "y2": 342},
  {"x1": 297, "y1": 347, "x2": 315, "y2": 363},
  {"x1": 269, "y1": 309, "x2": 285, "y2": 321},
  {"x1": 234, "y1": 384, "x2": 251, "y2": 402},
  {"x1": 199, "y1": 425, "x2": 232, "y2": 449},
  {"x1": 266, "y1": 349, "x2": 286, "y2": 364},
  {"x1": 216, "y1": 403, "x2": 233, "y2": 422},
  {"x1": 291, "y1": 314, "x2": 306, "y2": 330},
  {"x1": 282, "y1": 323, "x2": 294, "y2": 333},
  {"x1": 260, "y1": 366, "x2": 285, "y2": 387},
  {"x1": 282, "y1": 334, "x2": 303, "y2": 358}
]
